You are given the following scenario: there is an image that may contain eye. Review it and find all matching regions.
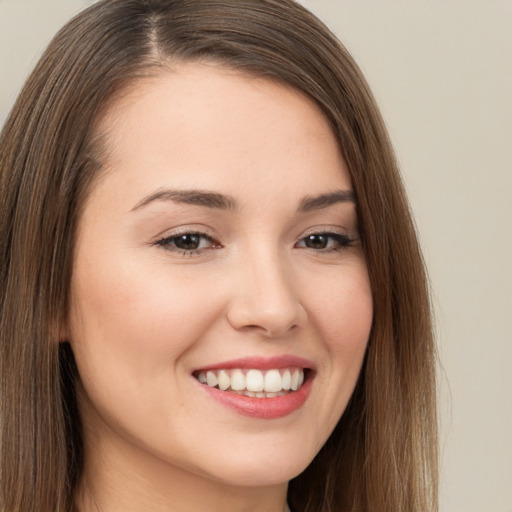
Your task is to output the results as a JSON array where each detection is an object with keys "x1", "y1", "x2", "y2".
[
  {"x1": 297, "y1": 232, "x2": 353, "y2": 251},
  {"x1": 155, "y1": 231, "x2": 220, "y2": 255}
]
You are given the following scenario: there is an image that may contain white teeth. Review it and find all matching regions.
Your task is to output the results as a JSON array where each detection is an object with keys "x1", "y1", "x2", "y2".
[
  {"x1": 206, "y1": 371, "x2": 218, "y2": 387},
  {"x1": 298, "y1": 370, "x2": 304, "y2": 388},
  {"x1": 282, "y1": 369, "x2": 291, "y2": 390},
  {"x1": 197, "y1": 367, "x2": 306, "y2": 396},
  {"x1": 246, "y1": 369, "x2": 265, "y2": 392},
  {"x1": 290, "y1": 369, "x2": 300, "y2": 391},
  {"x1": 264, "y1": 369, "x2": 283, "y2": 392},
  {"x1": 230, "y1": 369, "x2": 246, "y2": 391},
  {"x1": 217, "y1": 370, "x2": 230, "y2": 391}
]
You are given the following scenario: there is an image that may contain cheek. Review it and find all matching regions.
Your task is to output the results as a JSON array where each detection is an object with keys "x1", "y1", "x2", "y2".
[
  {"x1": 67, "y1": 252, "x2": 223, "y2": 383},
  {"x1": 67, "y1": 256, "x2": 226, "y2": 448},
  {"x1": 317, "y1": 267, "x2": 373, "y2": 353},
  {"x1": 308, "y1": 263, "x2": 373, "y2": 409}
]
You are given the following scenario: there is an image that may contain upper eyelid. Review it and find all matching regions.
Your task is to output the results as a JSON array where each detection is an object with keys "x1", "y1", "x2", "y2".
[
  {"x1": 159, "y1": 226, "x2": 350, "y2": 236},
  {"x1": 156, "y1": 231, "x2": 218, "y2": 245},
  {"x1": 298, "y1": 225, "x2": 352, "y2": 238},
  {"x1": 154, "y1": 233, "x2": 221, "y2": 257},
  {"x1": 160, "y1": 231, "x2": 353, "y2": 249},
  {"x1": 153, "y1": 225, "x2": 218, "y2": 241},
  {"x1": 296, "y1": 232, "x2": 353, "y2": 244},
  {"x1": 155, "y1": 232, "x2": 352, "y2": 257},
  {"x1": 152, "y1": 224, "x2": 355, "y2": 243}
]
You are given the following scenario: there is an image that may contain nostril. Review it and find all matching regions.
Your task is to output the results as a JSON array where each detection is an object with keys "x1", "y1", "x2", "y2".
[{"x1": 226, "y1": 303, "x2": 307, "y2": 338}]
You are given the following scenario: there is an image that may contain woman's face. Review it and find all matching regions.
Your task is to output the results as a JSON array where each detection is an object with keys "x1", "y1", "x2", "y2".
[{"x1": 66, "y1": 63, "x2": 373, "y2": 491}]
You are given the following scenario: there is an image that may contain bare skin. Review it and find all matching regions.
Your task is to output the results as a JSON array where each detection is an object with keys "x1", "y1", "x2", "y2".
[{"x1": 66, "y1": 63, "x2": 373, "y2": 512}]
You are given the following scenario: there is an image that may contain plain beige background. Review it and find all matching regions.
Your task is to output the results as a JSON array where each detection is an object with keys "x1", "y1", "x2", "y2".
[{"x1": 1, "y1": 1, "x2": 511, "y2": 511}]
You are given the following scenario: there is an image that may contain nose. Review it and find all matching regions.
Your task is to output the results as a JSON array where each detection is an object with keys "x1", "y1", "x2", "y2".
[{"x1": 226, "y1": 250, "x2": 307, "y2": 337}]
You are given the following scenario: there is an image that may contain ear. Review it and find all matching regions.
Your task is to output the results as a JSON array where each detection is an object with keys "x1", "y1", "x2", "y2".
[{"x1": 59, "y1": 318, "x2": 71, "y2": 343}]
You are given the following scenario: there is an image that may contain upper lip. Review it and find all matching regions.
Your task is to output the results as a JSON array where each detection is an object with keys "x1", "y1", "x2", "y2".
[{"x1": 193, "y1": 355, "x2": 315, "y2": 372}]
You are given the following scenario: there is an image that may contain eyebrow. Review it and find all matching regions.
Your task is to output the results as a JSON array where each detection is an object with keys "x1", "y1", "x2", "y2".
[
  {"x1": 130, "y1": 188, "x2": 356, "y2": 213},
  {"x1": 298, "y1": 190, "x2": 356, "y2": 212},
  {"x1": 131, "y1": 189, "x2": 238, "y2": 212}
]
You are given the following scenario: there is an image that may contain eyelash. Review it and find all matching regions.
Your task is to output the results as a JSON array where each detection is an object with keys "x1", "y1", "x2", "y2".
[
  {"x1": 296, "y1": 232, "x2": 355, "y2": 252},
  {"x1": 155, "y1": 231, "x2": 220, "y2": 256},
  {"x1": 154, "y1": 231, "x2": 355, "y2": 257}
]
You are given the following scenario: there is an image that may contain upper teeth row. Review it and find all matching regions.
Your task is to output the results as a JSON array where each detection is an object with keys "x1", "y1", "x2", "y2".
[{"x1": 196, "y1": 368, "x2": 305, "y2": 393}]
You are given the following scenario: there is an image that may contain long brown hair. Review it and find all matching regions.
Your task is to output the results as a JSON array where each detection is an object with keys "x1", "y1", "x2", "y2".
[{"x1": 0, "y1": 1, "x2": 438, "y2": 511}]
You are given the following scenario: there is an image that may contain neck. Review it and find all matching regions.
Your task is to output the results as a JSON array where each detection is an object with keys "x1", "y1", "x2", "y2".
[{"x1": 77, "y1": 481, "x2": 289, "y2": 512}]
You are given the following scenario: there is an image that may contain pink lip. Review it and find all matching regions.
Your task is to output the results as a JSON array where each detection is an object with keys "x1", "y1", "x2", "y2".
[
  {"x1": 193, "y1": 355, "x2": 315, "y2": 420},
  {"x1": 197, "y1": 374, "x2": 314, "y2": 419},
  {"x1": 193, "y1": 355, "x2": 315, "y2": 372}
]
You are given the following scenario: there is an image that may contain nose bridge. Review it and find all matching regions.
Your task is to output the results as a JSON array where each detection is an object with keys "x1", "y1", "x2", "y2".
[{"x1": 227, "y1": 241, "x2": 304, "y2": 336}]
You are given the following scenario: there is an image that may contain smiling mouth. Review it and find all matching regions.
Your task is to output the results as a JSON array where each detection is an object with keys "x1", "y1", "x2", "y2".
[{"x1": 193, "y1": 367, "x2": 308, "y2": 398}]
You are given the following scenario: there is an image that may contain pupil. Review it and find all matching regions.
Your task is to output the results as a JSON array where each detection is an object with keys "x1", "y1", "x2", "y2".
[
  {"x1": 175, "y1": 234, "x2": 200, "y2": 250},
  {"x1": 306, "y1": 234, "x2": 328, "y2": 249}
]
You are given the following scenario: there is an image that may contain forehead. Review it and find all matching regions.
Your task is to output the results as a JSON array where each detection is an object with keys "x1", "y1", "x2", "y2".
[{"x1": 91, "y1": 62, "x2": 351, "y2": 205}]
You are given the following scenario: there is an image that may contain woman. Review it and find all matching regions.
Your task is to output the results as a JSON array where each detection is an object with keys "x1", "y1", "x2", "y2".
[{"x1": 0, "y1": 1, "x2": 438, "y2": 511}]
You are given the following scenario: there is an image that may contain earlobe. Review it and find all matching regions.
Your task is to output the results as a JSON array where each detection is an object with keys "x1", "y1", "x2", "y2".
[{"x1": 59, "y1": 321, "x2": 70, "y2": 343}]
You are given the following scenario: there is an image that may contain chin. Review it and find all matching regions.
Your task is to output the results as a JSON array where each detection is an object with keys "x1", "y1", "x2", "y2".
[
  {"x1": 209, "y1": 461, "x2": 308, "y2": 488},
  {"x1": 190, "y1": 441, "x2": 318, "y2": 488}
]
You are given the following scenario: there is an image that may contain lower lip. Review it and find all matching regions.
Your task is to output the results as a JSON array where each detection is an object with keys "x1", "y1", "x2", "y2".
[{"x1": 197, "y1": 375, "x2": 313, "y2": 419}]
